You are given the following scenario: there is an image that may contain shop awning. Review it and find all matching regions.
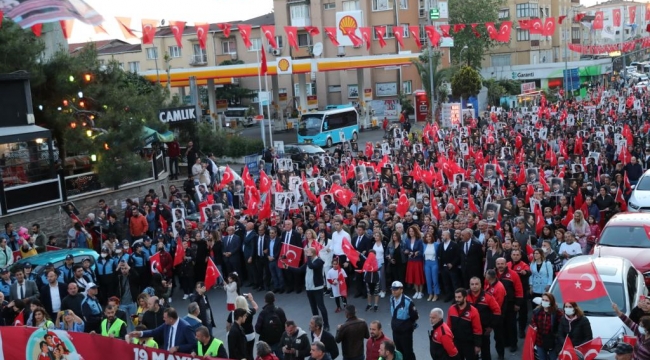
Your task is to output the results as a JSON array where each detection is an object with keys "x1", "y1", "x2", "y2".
[
  {"x1": 0, "y1": 125, "x2": 51, "y2": 144},
  {"x1": 142, "y1": 126, "x2": 174, "y2": 145}
]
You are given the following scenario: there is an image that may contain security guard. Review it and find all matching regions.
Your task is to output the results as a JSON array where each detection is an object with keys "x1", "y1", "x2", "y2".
[
  {"x1": 388, "y1": 281, "x2": 419, "y2": 360},
  {"x1": 132, "y1": 324, "x2": 158, "y2": 348},
  {"x1": 82, "y1": 257, "x2": 96, "y2": 283},
  {"x1": 0, "y1": 268, "x2": 12, "y2": 299},
  {"x1": 429, "y1": 308, "x2": 458, "y2": 360},
  {"x1": 95, "y1": 247, "x2": 116, "y2": 303},
  {"x1": 81, "y1": 283, "x2": 103, "y2": 333},
  {"x1": 113, "y1": 243, "x2": 130, "y2": 265},
  {"x1": 193, "y1": 325, "x2": 228, "y2": 358},
  {"x1": 58, "y1": 255, "x2": 75, "y2": 283},
  {"x1": 23, "y1": 263, "x2": 37, "y2": 282},
  {"x1": 97, "y1": 305, "x2": 127, "y2": 339},
  {"x1": 466, "y1": 277, "x2": 501, "y2": 360}
]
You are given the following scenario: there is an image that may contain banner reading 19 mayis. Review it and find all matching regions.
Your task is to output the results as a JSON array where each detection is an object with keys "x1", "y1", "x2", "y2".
[{"x1": 0, "y1": 327, "x2": 224, "y2": 360}]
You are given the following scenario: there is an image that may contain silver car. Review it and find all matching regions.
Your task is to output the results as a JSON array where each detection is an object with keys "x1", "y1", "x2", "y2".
[{"x1": 627, "y1": 169, "x2": 650, "y2": 212}]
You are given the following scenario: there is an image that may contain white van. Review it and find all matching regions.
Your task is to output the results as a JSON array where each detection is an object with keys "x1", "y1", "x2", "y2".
[{"x1": 224, "y1": 108, "x2": 254, "y2": 127}]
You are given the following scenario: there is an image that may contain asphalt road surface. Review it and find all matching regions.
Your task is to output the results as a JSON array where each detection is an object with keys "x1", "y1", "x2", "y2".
[{"x1": 239, "y1": 125, "x2": 395, "y2": 149}]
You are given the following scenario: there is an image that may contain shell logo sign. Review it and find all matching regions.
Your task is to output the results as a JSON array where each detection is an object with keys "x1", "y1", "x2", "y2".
[
  {"x1": 276, "y1": 57, "x2": 292, "y2": 75},
  {"x1": 339, "y1": 15, "x2": 357, "y2": 35}
]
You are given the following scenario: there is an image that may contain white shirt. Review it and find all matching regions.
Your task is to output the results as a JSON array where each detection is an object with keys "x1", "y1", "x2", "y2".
[
  {"x1": 558, "y1": 242, "x2": 582, "y2": 265},
  {"x1": 16, "y1": 281, "x2": 24, "y2": 300},
  {"x1": 424, "y1": 243, "x2": 436, "y2": 261},
  {"x1": 373, "y1": 242, "x2": 385, "y2": 267},
  {"x1": 49, "y1": 284, "x2": 61, "y2": 313},
  {"x1": 330, "y1": 230, "x2": 350, "y2": 256}
]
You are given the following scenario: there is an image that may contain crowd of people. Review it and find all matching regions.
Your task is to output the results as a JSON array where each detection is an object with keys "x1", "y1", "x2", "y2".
[{"x1": 0, "y1": 84, "x2": 649, "y2": 360}]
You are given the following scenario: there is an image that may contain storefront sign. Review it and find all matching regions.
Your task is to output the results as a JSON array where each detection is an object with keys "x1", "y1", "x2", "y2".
[
  {"x1": 511, "y1": 71, "x2": 536, "y2": 80},
  {"x1": 363, "y1": 88, "x2": 373, "y2": 101},
  {"x1": 216, "y1": 99, "x2": 228, "y2": 111},
  {"x1": 307, "y1": 95, "x2": 318, "y2": 109},
  {"x1": 521, "y1": 82, "x2": 536, "y2": 94},
  {"x1": 158, "y1": 106, "x2": 197, "y2": 123}
]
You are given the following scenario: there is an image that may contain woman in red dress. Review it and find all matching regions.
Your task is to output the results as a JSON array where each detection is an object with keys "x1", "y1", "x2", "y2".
[{"x1": 404, "y1": 225, "x2": 425, "y2": 299}]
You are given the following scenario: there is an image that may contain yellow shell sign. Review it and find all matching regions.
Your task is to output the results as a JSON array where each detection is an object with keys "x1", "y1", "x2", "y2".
[
  {"x1": 339, "y1": 15, "x2": 358, "y2": 35},
  {"x1": 276, "y1": 57, "x2": 292, "y2": 74},
  {"x1": 278, "y1": 58, "x2": 290, "y2": 72}
]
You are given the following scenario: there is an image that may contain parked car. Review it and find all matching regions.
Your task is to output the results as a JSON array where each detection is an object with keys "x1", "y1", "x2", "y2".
[
  {"x1": 627, "y1": 170, "x2": 650, "y2": 212},
  {"x1": 11, "y1": 248, "x2": 99, "y2": 276},
  {"x1": 283, "y1": 143, "x2": 326, "y2": 168},
  {"x1": 549, "y1": 256, "x2": 647, "y2": 359},
  {"x1": 594, "y1": 212, "x2": 650, "y2": 286}
]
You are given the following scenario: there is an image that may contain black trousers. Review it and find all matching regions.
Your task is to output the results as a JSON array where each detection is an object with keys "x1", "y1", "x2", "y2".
[
  {"x1": 492, "y1": 316, "x2": 505, "y2": 357},
  {"x1": 392, "y1": 330, "x2": 415, "y2": 360},
  {"x1": 254, "y1": 257, "x2": 269, "y2": 289},
  {"x1": 246, "y1": 260, "x2": 258, "y2": 287},
  {"x1": 517, "y1": 295, "x2": 528, "y2": 333},
  {"x1": 440, "y1": 266, "x2": 461, "y2": 298},
  {"x1": 455, "y1": 340, "x2": 478, "y2": 360},
  {"x1": 283, "y1": 268, "x2": 298, "y2": 291},
  {"x1": 503, "y1": 303, "x2": 518, "y2": 348},
  {"x1": 306, "y1": 288, "x2": 329, "y2": 328},
  {"x1": 481, "y1": 333, "x2": 492, "y2": 360}
]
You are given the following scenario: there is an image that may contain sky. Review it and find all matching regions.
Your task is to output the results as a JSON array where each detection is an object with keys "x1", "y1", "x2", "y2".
[{"x1": 68, "y1": 0, "x2": 274, "y2": 44}]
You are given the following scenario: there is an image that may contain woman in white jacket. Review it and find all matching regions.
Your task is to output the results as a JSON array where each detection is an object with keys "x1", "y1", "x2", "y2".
[{"x1": 567, "y1": 210, "x2": 591, "y2": 253}]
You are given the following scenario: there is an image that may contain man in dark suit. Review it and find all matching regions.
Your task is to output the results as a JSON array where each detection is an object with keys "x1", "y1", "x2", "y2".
[
  {"x1": 266, "y1": 227, "x2": 285, "y2": 293},
  {"x1": 129, "y1": 308, "x2": 196, "y2": 353},
  {"x1": 280, "y1": 219, "x2": 303, "y2": 293},
  {"x1": 243, "y1": 222, "x2": 258, "y2": 288},
  {"x1": 437, "y1": 230, "x2": 461, "y2": 302},
  {"x1": 352, "y1": 224, "x2": 372, "y2": 298},
  {"x1": 223, "y1": 226, "x2": 242, "y2": 278},
  {"x1": 40, "y1": 269, "x2": 68, "y2": 319},
  {"x1": 309, "y1": 315, "x2": 338, "y2": 359},
  {"x1": 253, "y1": 224, "x2": 270, "y2": 291},
  {"x1": 10, "y1": 268, "x2": 39, "y2": 302},
  {"x1": 459, "y1": 228, "x2": 484, "y2": 288}
]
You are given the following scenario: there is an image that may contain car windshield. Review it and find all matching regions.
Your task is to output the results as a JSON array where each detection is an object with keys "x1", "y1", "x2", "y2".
[
  {"x1": 599, "y1": 226, "x2": 650, "y2": 248},
  {"x1": 224, "y1": 110, "x2": 246, "y2": 117},
  {"x1": 299, "y1": 145, "x2": 324, "y2": 153},
  {"x1": 636, "y1": 176, "x2": 650, "y2": 191},
  {"x1": 298, "y1": 115, "x2": 324, "y2": 136},
  {"x1": 551, "y1": 282, "x2": 626, "y2": 315}
]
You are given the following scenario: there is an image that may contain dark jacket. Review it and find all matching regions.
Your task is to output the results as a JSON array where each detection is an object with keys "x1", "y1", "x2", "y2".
[
  {"x1": 243, "y1": 230, "x2": 256, "y2": 260},
  {"x1": 255, "y1": 303, "x2": 287, "y2": 344},
  {"x1": 280, "y1": 327, "x2": 312, "y2": 360},
  {"x1": 116, "y1": 268, "x2": 140, "y2": 305},
  {"x1": 142, "y1": 308, "x2": 165, "y2": 346},
  {"x1": 228, "y1": 322, "x2": 248, "y2": 360},
  {"x1": 40, "y1": 283, "x2": 68, "y2": 319},
  {"x1": 189, "y1": 291, "x2": 215, "y2": 328},
  {"x1": 312, "y1": 330, "x2": 339, "y2": 359},
  {"x1": 335, "y1": 316, "x2": 370, "y2": 359},
  {"x1": 60, "y1": 293, "x2": 84, "y2": 319},
  {"x1": 291, "y1": 256, "x2": 325, "y2": 290},
  {"x1": 555, "y1": 315, "x2": 593, "y2": 353}
]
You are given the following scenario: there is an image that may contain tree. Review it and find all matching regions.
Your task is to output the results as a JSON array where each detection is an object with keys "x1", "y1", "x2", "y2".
[
  {"x1": 451, "y1": 66, "x2": 482, "y2": 100},
  {"x1": 0, "y1": 20, "x2": 45, "y2": 86},
  {"x1": 448, "y1": 0, "x2": 505, "y2": 69},
  {"x1": 483, "y1": 79, "x2": 507, "y2": 106},
  {"x1": 411, "y1": 50, "x2": 458, "y2": 117}
]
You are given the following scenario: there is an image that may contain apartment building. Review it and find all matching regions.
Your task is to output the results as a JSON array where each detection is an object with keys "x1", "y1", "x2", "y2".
[{"x1": 584, "y1": 0, "x2": 649, "y2": 47}]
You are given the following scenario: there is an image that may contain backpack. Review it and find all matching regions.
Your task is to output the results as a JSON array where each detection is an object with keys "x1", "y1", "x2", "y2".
[{"x1": 261, "y1": 306, "x2": 284, "y2": 344}]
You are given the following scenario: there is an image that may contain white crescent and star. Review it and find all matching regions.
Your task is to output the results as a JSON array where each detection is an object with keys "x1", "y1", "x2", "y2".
[
  {"x1": 197, "y1": 28, "x2": 205, "y2": 38},
  {"x1": 151, "y1": 260, "x2": 159, "y2": 273},
  {"x1": 172, "y1": 26, "x2": 179, "y2": 35},
  {"x1": 579, "y1": 273, "x2": 597, "y2": 291},
  {"x1": 561, "y1": 350, "x2": 574, "y2": 360},
  {"x1": 583, "y1": 349, "x2": 599, "y2": 360},
  {"x1": 286, "y1": 249, "x2": 297, "y2": 261}
]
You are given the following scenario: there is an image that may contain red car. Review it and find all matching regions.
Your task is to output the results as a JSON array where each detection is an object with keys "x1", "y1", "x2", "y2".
[{"x1": 594, "y1": 212, "x2": 650, "y2": 287}]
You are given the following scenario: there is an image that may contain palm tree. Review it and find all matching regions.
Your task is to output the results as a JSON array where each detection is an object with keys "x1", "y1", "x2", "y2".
[{"x1": 411, "y1": 50, "x2": 457, "y2": 121}]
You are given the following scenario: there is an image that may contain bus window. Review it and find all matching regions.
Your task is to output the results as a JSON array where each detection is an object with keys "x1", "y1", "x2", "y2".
[
  {"x1": 323, "y1": 121, "x2": 328, "y2": 130},
  {"x1": 298, "y1": 114, "x2": 324, "y2": 136}
]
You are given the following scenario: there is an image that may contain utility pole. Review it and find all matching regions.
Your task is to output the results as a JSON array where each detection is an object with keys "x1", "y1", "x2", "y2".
[
  {"x1": 426, "y1": 0, "x2": 436, "y2": 123},
  {"x1": 622, "y1": 5, "x2": 628, "y2": 82}
]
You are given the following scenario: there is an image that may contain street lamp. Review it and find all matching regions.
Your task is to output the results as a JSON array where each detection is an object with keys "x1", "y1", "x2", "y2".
[{"x1": 459, "y1": 45, "x2": 469, "y2": 109}]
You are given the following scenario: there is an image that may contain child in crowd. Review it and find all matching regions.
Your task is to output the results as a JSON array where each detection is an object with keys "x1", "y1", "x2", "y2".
[{"x1": 326, "y1": 258, "x2": 347, "y2": 313}]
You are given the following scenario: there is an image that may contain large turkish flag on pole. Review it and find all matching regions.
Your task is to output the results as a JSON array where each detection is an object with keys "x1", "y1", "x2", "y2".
[{"x1": 557, "y1": 260, "x2": 608, "y2": 302}]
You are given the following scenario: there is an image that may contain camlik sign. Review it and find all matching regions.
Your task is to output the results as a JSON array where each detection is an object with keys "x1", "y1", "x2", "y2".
[{"x1": 158, "y1": 106, "x2": 198, "y2": 123}]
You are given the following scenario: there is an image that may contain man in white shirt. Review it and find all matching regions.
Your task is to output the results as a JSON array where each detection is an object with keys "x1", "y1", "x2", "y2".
[
  {"x1": 41, "y1": 270, "x2": 66, "y2": 319},
  {"x1": 330, "y1": 220, "x2": 350, "y2": 258},
  {"x1": 558, "y1": 232, "x2": 582, "y2": 265}
]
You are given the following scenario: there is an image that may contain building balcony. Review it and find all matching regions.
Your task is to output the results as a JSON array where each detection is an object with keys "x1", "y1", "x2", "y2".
[
  {"x1": 292, "y1": 47, "x2": 311, "y2": 58},
  {"x1": 216, "y1": 53, "x2": 238, "y2": 64},
  {"x1": 288, "y1": 0, "x2": 309, "y2": 3},
  {"x1": 190, "y1": 53, "x2": 208, "y2": 66},
  {"x1": 291, "y1": 17, "x2": 311, "y2": 27},
  {"x1": 530, "y1": 40, "x2": 540, "y2": 47}
]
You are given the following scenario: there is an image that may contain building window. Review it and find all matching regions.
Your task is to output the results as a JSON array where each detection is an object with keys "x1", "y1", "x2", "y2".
[
  {"x1": 324, "y1": 2, "x2": 335, "y2": 9},
  {"x1": 342, "y1": 0, "x2": 360, "y2": 10},
  {"x1": 128, "y1": 61, "x2": 140, "y2": 73},
  {"x1": 571, "y1": 28, "x2": 580, "y2": 40},
  {"x1": 118, "y1": 62, "x2": 124, "y2": 69},
  {"x1": 298, "y1": 33, "x2": 312, "y2": 47},
  {"x1": 515, "y1": 3, "x2": 538, "y2": 18},
  {"x1": 294, "y1": 82, "x2": 316, "y2": 96},
  {"x1": 192, "y1": 44, "x2": 207, "y2": 63},
  {"x1": 399, "y1": 0, "x2": 408, "y2": 9},
  {"x1": 498, "y1": 9, "x2": 509, "y2": 19},
  {"x1": 491, "y1": 54, "x2": 511, "y2": 67},
  {"x1": 249, "y1": 38, "x2": 262, "y2": 51},
  {"x1": 372, "y1": 0, "x2": 392, "y2": 11},
  {"x1": 273, "y1": 36, "x2": 284, "y2": 48},
  {"x1": 146, "y1": 47, "x2": 158, "y2": 60},
  {"x1": 373, "y1": 24, "x2": 409, "y2": 39},
  {"x1": 403, "y1": 80, "x2": 412, "y2": 94},
  {"x1": 221, "y1": 40, "x2": 236, "y2": 54},
  {"x1": 290, "y1": 4, "x2": 310, "y2": 26},
  {"x1": 168, "y1": 46, "x2": 181, "y2": 58},
  {"x1": 516, "y1": 29, "x2": 530, "y2": 41}
]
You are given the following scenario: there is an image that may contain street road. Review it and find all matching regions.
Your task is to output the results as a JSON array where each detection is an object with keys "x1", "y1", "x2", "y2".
[{"x1": 239, "y1": 125, "x2": 396, "y2": 148}]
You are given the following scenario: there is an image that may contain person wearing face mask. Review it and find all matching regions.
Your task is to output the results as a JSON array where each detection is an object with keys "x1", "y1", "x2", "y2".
[
  {"x1": 555, "y1": 301, "x2": 592, "y2": 355},
  {"x1": 530, "y1": 293, "x2": 562, "y2": 360},
  {"x1": 113, "y1": 244, "x2": 131, "y2": 265},
  {"x1": 630, "y1": 297, "x2": 650, "y2": 325},
  {"x1": 540, "y1": 240, "x2": 562, "y2": 275},
  {"x1": 95, "y1": 248, "x2": 117, "y2": 304},
  {"x1": 613, "y1": 302, "x2": 650, "y2": 359}
]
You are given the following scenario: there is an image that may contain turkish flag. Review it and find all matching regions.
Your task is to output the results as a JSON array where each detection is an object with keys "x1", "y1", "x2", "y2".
[
  {"x1": 574, "y1": 189, "x2": 584, "y2": 210},
  {"x1": 593, "y1": 11, "x2": 604, "y2": 30},
  {"x1": 358, "y1": 27, "x2": 371, "y2": 50},
  {"x1": 470, "y1": 23, "x2": 481, "y2": 38},
  {"x1": 360, "y1": 252, "x2": 378, "y2": 272},
  {"x1": 424, "y1": 25, "x2": 440, "y2": 47},
  {"x1": 304, "y1": 26, "x2": 320, "y2": 36},
  {"x1": 324, "y1": 27, "x2": 340, "y2": 46},
  {"x1": 557, "y1": 260, "x2": 608, "y2": 302},
  {"x1": 453, "y1": 24, "x2": 466, "y2": 33},
  {"x1": 13, "y1": 310, "x2": 24, "y2": 326},
  {"x1": 574, "y1": 13, "x2": 586, "y2": 22},
  {"x1": 534, "y1": 203, "x2": 544, "y2": 236},
  {"x1": 448, "y1": 196, "x2": 460, "y2": 215},
  {"x1": 170, "y1": 21, "x2": 186, "y2": 48},
  {"x1": 149, "y1": 252, "x2": 163, "y2": 274},
  {"x1": 468, "y1": 194, "x2": 479, "y2": 214},
  {"x1": 518, "y1": 20, "x2": 530, "y2": 29},
  {"x1": 393, "y1": 25, "x2": 405, "y2": 48},
  {"x1": 576, "y1": 337, "x2": 602, "y2": 360},
  {"x1": 396, "y1": 191, "x2": 410, "y2": 217},
  {"x1": 342, "y1": 237, "x2": 360, "y2": 267},
  {"x1": 216, "y1": 166, "x2": 235, "y2": 190},
  {"x1": 238, "y1": 24, "x2": 253, "y2": 48},
  {"x1": 285, "y1": 26, "x2": 299, "y2": 50},
  {"x1": 259, "y1": 170, "x2": 271, "y2": 193},
  {"x1": 261, "y1": 25, "x2": 277, "y2": 48},
  {"x1": 258, "y1": 196, "x2": 271, "y2": 220},
  {"x1": 337, "y1": 269, "x2": 348, "y2": 297},
  {"x1": 260, "y1": 44, "x2": 268, "y2": 75},
  {"x1": 141, "y1": 19, "x2": 158, "y2": 45},
  {"x1": 559, "y1": 337, "x2": 578, "y2": 360},
  {"x1": 615, "y1": 188, "x2": 627, "y2": 212},
  {"x1": 173, "y1": 239, "x2": 185, "y2": 267},
  {"x1": 558, "y1": 15, "x2": 567, "y2": 24},
  {"x1": 331, "y1": 183, "x2": 354, "y2": 207},
  {"x1": 517, "y1": 165, "x2": 526, "y2": 186},
  {"x1": 158, "y1": 214, "x2": 168, "y2": 232},
  {"x1": 217, "y1": 23, "x2": 232, "y2": 38},
  {"x1": 542, "y1": 17, "x2": 556, "y2": 37},
  {"x1": 430, "y1": 196, "x2": 441, "y2": 220},
  {"x1": 522, "y1": 326, "x2": 536, "y2": 360},
  {"x1": 613, "y1": 9, "x2": 621, "y2": 27},
  {"x1": 529, "y1": 18, "x2": 543, "y2": 34},
  {"x1": 31, "y1": 23, "x2": 43, "y2": 37},
  {"x1": 644, "y1": 225, "x2": 650, "y2": 240},
  {"x1": 409, "y1": 26, "x2": 422, "y2": 49},
  {"x1": 195, "y1": 23, "x2": 209, "y2": 49},
  {"x1": 278, "y1": 243, "x2": 302, "y2": 268},
  {"x1": 646, "y1": 4, "x2": 650, "y2": 21},
  {"x1": 485, "y1": 22, "x2": 498, "y2": 40},
  {"x1": 439, "y1": 24, "x2": 450, "y2": 37},
  {"x1": 205, "y1": 257, "x2": 221, "y2": 289},
  {"x1": 115, "y1": 17, "x2": 137, "y2": 39},
  {"x1": 624, "y1": 172, "x2": 632, "y2": 195},
  {"x1": 60, "y1": 20, "x2": 74, "y2": 39},
  {"x1": 630, "y1": 6, "x2": 637, "y2": 23},
  {"x1": 375, "y1": 26, "x2": 387, "y2": 48},
  {"x1": 496, "y1": 21, "x2": 512, "y2": 42}
]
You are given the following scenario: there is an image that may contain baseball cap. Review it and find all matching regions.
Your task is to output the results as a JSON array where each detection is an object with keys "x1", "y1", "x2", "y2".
[
  {"x1": 133, "y1": 242, "x2": 142, "y2": 249},
  {"x1": 0, "y1": 268, "x2": 8, "y2": 274},
  {"x1": 391, "y1": 281, "x2": 403, "y2": 289},
  {"x1": 615, "y1": 343, "x2": 633, "y2": 355},
  {"x1": 87, "y1": 283, "x2": 98, "y2": 289},
  {"x1": 45, "y1": 262, "x2": 54, "y2": 267},
  {"x1": 23, "y1": 262, "x2": 32, "y2": 268},
  {"x1": 115, "y1": 243, "x2": 123, "y2": 249},
  {"x1": 82, "y1": 257, "x2": 90, "y2": 262},
  {"x1": 65, "y1": 254, "x2": 74, "y2": 260}
]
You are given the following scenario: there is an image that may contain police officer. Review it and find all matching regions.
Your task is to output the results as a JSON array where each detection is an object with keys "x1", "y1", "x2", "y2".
[
  {"x1": 0, "y1": 268, "x2": 12, "y2": 299},
  {"x1": 37, "y1": 263, "x2": 58, "y2": 289},
  {"x1": 23, "y1": 262, "x2": 37, "y2": 282},
  {"x1": 130, "y1": 242, "x2": 148, "y2": 288},
  {"x1": 429, "y1": 308, "x2": 459, "y2": 360},
  {"x1": 142, "y1": 236, "x2": 157, "y2": 259},
  {"x1": 193, "y1": 325, "x2": 228, "y2": 358},
  {"x1": 81, "y1": 283, "x2": 103, "y2": 333},
  {"x1": 58, "y1": 255, "x2": 75, "y2": 284},
  {"x1": 447, "y1": 288, "x2": 482, "y2": 360},
  {"x1": 81, "y1": 257, "x2": 96, "y2": 283},
  {"x1": 95, "y1": 248, "x2": 116, "y2": 304},
  {"x1": 95, "y1": 304, "x2": 126, "y2": 339},
  {"x1": 113, "y1": 243, "x2": 130, "y2": 265},
  {"x1": 388, "y1": 281, "x2": 418, "y2": 360},
  {"x1": 466, "y1": 277, "x2": 501, "y2": 360}
]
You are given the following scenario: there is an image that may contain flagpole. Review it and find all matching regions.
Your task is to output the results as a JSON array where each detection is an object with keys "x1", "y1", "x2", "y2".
[
  {"x1": 257, "y1": 49, "x2": 266, "y2": 148},
  {"x1": 265, "y1": 72, "x2": 273, "y2": 145}
]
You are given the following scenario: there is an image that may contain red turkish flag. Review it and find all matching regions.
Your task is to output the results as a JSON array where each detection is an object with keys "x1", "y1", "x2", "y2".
[
  {"x1": 558, "y1": 15, "x2": 567, "y2": 24},
  {"x1": 593, "y1": 11, "x2": 604, "y2": 30},
  {"x1": 238, "y1": 24, "x2": 253, "y2": 48},
  {"x1": 522, "y1": 326, "x2": 536, "y2": 360},
  {"x1": 615, "y1": 188, "x2": 627, "y2": 212},
  {"x1": 216, "y1": 166, "x2": 235, "y2": 190},
  {"x1": 393, "y1": 25, "x2": 405, "y2": 48},
  {"x1": 542, "y1": 17, "x2": 556, "y2": 37},
  {"x1": 439, "y1": 24, "x2": 450, "y2": 37},
  {"x1": 173, "y1": 239, "x2": 185, "y2": 267},
  {"x1": 170, "y1": 21, "x2": 186, "y2": 48},
  {"x1": 534, "y1": 203, "x2": 544, "y2": 236},
  {"x1": 559, "y1": 337, "x2": 579, "y2": 360},
  {"x1": 278, "y1": 243, "x2": 302, "y2": 268},
  {"x1": 360, "y1": 252, "x2": 378, "y2": 272},
  {"x1": 424, "y1": 25, "x2": 441, "y2": 47},
  {"x1": 341, "y1": 237, "x2": 360, "y2": 267},
  {"x1": 646, "y1": 4, "x2": 650, "y2": 21},
  {"x1": 260, "y1": 44, "x2": 268, "y2": 75},
  {"x1": 158, "y1": 214, "x2": 168, "y2": 233},
  {"x1": 285, "y1": 26, "x2": 299, "y2": 50},
  {"x1": 529, "y1": 18, "x2": 543, "y2": 34},
  {"x1": 115, "y1": 17, "x2": 137, "y2": 39},
  {"x1": 396, "y1": 191, "x2": 409, "y2": 217},
  {"x1": 337, "y1": 269, "x2": 348, "y2": 297},
  {"x1": 496, "y1": 21, "x2": 512, "y2": 42},
  {"x1": 375, "y1": 26, "x2": 387, "y2": 48},
  {"x1": 409, "y1": 26, "x2": 422, "y2": 49},
  {"x1": 574, "y1": 189, "x2": 584, "y2": 210},
  {"x1": 0, "y1": 11, "x2": 3, "y2": 28},
  {"x1": 258, "y1": 196, "x2": 272, "y2": 220},
  {"x1": 470, "y1": 23, "x2": 481, "y2": 38},
  {"x1": 195, "y1": 23, "x2": 209, "y2": 49},
  {"x1": 576, "y1": 337, "x2": 602, "y2": 360},
  {"x1": 331, "y1": 183, "x2": 354, "y2": 207},
  {"x1": 149, "y1": 252, "x2": 163, "y2": 274},
  {"x1": 261, "y1": 25, "x2": 277, "y2": 48},
  {"x1": 613, "y1": 9, "x2": 621, "y2": 27},
  {"x1": 31, "y1": 23, "x2": 43, "y2": 37},
  {"x1": 60, "y1": 20, "x2": 74, "y2": 39},
  {"x1": 324, "y1": 27, "x2": 340, "y2": 46},
  {"x1": 453, "y1": 24, "x2": 466, "y2": 33},
  {"x1": 259, "y1": 170, "x2": 271, "y2": 193},
  {"x1": 359, "y1": 27, "x2": 372, "y2": 50},
  {"x1": 467, "y1": 194, "x2": 479, "y2": 214},
  {"x1": 141, "y1": 19, "x2": 158, "y2": 45},
  {"x1": 345, "y1": 27, "x2": 363, "y2": 47},
  {"x1": 518, "y1": 20, "x2": 530, "y2": 29},
  {"x1": 485, "y1": 22, "x2": 498, "y2": 40},
  {"x1": 644, "y1": 225, "x2": 650, "y2": 240},
  {"x1": 448, "y1": 196, "x2": 459, "y2": 215},
  {"x1": 217, "y1": 23, "x2": 232, "y2": 38},
  {"x1": 304, "y1": 26, "x2": 320, "y2": 36},
  {"x1": 630, "y1": 6, "x2": 637, "y2": 23},
  {"x1": 13, "y1": 310, "x2": 24, "y2": 326},
  {"x1": 557, "y1": 260, "x2": 608, "y2": 302},
  {"x1": 205, "y1": 257, "x2": 222, "y2": 289}
]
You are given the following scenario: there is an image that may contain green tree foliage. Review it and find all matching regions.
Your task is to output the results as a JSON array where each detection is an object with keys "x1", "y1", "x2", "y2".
[
  {"x1": 411, "y1": 50, "x2": 458, "y2": 115},
  {"x1": 0, "y1": 20, "x2": 45, "y2": 85},
  {"x1": 484, "y1": 79, "x2": 507, "y2": 106},
  {"x1": 196, "y1": 123, "x2": 263, "y2": 158},
  {"x1": 448, "y1": 0, "x2": 505, "y2": 69},
  {"x1": 451, "y1": 66, "x2": 482, "y2": 99}
]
